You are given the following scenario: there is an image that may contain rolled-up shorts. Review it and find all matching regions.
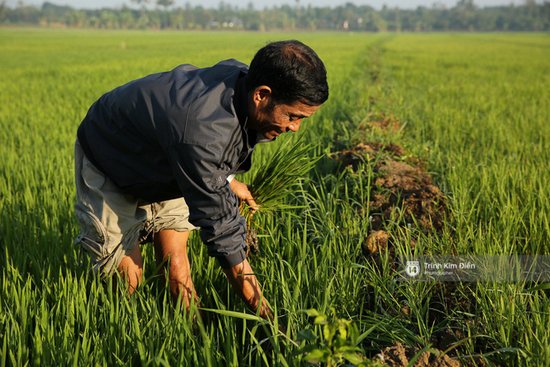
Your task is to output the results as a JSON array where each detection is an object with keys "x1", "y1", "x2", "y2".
[{"x1": 74, "y1": 139, "x2": 196, "y2": 277}]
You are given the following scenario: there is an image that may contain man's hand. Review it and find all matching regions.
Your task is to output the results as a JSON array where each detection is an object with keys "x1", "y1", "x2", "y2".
[
  {"x1": 229, "y1": 178, "x2": 259, "y2": 213},
  {"x1": 223, "y1": 259, "x2": 273, "y2": 321}
]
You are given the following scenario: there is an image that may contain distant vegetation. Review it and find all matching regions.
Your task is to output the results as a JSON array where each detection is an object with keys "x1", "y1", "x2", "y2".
[{"x1": 1, "y1": 0, "x2": 549, "y2": 31}]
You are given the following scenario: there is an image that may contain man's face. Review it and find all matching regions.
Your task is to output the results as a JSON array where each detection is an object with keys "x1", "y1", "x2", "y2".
[{"x1": 248, "y1": 87, "x2": 321, "y2": 140}]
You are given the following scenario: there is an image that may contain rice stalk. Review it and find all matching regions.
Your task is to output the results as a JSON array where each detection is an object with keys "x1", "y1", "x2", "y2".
[{"x1": 245, "y1": 134, "x2": 320, "y2": 217}]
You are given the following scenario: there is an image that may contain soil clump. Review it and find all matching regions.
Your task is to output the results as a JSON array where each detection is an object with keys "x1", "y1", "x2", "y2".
[
  {"x1": 360, "y1": 112, "x2": 402, "y2": 134},
  {"x1": 245, "y1": 226, "x2": 259, "y2": 255},
  {"x1": 377, "y1": 343, "x2": 460, "y2": 367},
  {"x1": 370, "y1": 158, "x2": 446, "y2": 233},
  {"x1": 333, "y1": 141, "x2": 447, "y2": 254}
]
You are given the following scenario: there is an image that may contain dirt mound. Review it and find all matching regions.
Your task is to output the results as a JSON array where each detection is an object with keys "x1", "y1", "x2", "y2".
[
  {"x1": 377, "y1": 343, "x2": 460, "y2": 367},
  {"x1": 360, "y1": 113, "x2": 402, "y2": 133},
  {"x1": 335, "y1": 142, "x2": 447, "y2": 233},
  {"x1": 370, "y1": 158, "x2": 447, "y2": 233},
  {"x1": 334, "y1": 142, "x2": 406, "y2": 171},
  {"x1": 334, "y1": 141, "x2": 447, "y2": 254}
]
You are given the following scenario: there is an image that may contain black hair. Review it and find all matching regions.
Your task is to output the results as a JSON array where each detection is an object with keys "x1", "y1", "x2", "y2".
[{"x1": 246, "y1": 40, "x2": 329, "y2": 106}]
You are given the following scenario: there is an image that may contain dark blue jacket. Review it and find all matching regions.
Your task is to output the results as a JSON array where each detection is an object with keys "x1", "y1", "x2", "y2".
[{"x1": 77, "y1": 59, "x2": 255, "y2": 268}]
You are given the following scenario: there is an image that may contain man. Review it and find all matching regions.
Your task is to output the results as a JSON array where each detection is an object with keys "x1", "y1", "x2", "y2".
[{"x1": 74, "y1": 40, "x2": 328, "y2": 319}]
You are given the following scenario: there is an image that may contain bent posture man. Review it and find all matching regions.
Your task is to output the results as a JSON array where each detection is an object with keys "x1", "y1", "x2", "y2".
[{"x1": 74, "y1": 40, "x2": 328, "y2": 318}]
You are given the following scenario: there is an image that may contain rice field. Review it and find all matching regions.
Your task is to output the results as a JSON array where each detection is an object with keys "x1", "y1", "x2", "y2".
[{"x1": 0, "y1": 29, "x2": 548, "y2": 366}]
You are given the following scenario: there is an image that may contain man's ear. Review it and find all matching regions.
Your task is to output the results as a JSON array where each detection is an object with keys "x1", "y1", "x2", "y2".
[{"x1": 252, "y1": 85, "x2": 272, "y2": 107}]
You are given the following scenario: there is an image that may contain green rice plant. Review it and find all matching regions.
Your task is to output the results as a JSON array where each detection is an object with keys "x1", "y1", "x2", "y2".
[
  {"x1": 245, "y1": 134, "x2": 320, "y2": 215},
  {"x1": 239, "y1": 133, "x2": 321, "y2": 252}
]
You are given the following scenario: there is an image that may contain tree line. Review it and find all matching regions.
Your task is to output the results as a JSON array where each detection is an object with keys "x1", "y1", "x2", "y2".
[{"x1": 1, "y1": 0, "x2": 549, "y2": 31}]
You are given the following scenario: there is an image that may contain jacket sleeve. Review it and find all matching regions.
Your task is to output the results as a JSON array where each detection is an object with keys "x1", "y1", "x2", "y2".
[{"x1": 168, "y1": 141, "x2": 247, "y2": 269}]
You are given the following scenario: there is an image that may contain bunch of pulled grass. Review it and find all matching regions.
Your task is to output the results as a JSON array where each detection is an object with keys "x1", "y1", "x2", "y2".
[{"x1": 241, "y1": 134, "x2": 320, "y2": 252}]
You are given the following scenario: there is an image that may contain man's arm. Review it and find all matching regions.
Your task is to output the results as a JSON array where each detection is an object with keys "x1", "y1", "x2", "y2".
[
  {"x1": 226, "y1": 180, "x2": 275, "y2": 319},
  {"x1": 223, "y1": 259, "x2": 274, "y2": 321},
  {"x1": 169, "y1": 144, "x2": 271, "y2": 316},
  {"x1": 169, "y1": 142, "x2": 248, "y2": 268}
]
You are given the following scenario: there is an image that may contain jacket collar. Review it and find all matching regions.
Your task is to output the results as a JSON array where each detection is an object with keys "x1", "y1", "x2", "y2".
[
  {"x1": 233, "y1": 74, "x2": 249, "y2": 129},
  {"x1": 233, "y1": 75, "x2": 258, "y2": 151}
]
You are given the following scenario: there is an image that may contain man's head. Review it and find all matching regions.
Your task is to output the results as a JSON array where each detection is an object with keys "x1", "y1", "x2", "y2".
[
  {"x1": 245, "y1": 40, "x2": 329, "y2": 140},
  {"x1": 246, "y1": 40, "x2": 328, "y2": 106}
]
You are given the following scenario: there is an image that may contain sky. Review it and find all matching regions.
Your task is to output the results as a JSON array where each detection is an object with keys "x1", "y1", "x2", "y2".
[{"x1": 7, "y1": 0, "x2": 524, "y2": 10}]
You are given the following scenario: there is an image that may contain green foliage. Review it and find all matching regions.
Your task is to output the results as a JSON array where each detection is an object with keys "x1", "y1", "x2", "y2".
[
  {"x1": 295, "y1": 309, "x2": 380, "y2": 366},
  {"x1": 2, "y1": 2, "x2": 549, "y2": 31}
]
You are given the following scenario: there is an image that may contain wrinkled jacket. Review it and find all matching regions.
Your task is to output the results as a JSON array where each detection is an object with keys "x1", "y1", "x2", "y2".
[{"x1": 77, "y1": 59, "x2": 255, "y2": 268}]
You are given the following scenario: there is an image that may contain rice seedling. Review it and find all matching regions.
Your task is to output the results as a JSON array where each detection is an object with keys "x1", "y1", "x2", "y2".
[
  {"x1": 247, "y1": 134, "x2": 320, "y2": 214},
  {"x1": 238, "y1": 134, "x2": 321, "y2": 252}
]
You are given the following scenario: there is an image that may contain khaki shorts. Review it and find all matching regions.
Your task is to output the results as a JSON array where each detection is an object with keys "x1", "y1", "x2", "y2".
[{"x1": 74, "y1": 140, "x2": 195, "y2": 277}]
